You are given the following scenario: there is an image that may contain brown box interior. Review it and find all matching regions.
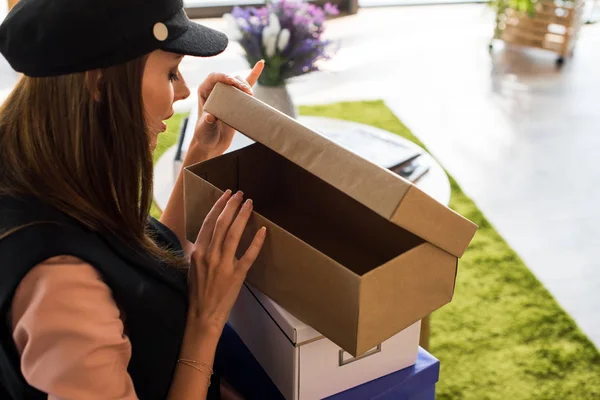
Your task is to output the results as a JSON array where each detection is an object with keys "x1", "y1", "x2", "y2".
[{"x1": 192, "y1": 143, "x2": 424, "y2": 276}]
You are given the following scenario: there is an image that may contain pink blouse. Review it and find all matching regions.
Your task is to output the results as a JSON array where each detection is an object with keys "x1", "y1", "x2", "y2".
[
  {"x1": 10, "y1": 255, "x2": 138, "y2": 399},
  {"x1": 10, "y1": 256, "x2": 243, "y2": 400}
]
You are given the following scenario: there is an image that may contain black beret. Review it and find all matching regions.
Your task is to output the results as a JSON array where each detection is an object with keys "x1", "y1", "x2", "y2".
[{"x1": 0, "y1": 0, "x2": 229, "y2": 77}]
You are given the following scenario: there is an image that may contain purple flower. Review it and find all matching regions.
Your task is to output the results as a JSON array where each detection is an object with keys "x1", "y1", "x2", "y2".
[
  {"x1": 324, "y1": 3, "x2": 340, "y2": 16},
  {"x1": 226, "y1": 0, "x2": 339, "y2": 86}
]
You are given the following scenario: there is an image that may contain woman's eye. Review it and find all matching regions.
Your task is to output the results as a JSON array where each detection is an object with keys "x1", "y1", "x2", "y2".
[{"x1": 169, "y1": 72, "x2": 180, "y2": 82}]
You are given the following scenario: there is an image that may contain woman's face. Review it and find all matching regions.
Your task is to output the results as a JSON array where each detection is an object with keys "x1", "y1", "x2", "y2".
[{"x1": 142, "y1": 50, "x2": 191, "y2": 151}]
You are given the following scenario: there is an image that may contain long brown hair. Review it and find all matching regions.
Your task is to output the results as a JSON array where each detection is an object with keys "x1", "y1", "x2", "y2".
[{"x1": 0, "y1": 56, "x2": 187, "y2": 269}]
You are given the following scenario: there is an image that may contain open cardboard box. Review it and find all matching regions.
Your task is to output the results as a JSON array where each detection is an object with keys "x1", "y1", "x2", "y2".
[{"x1": 185, "y1": 83, "x2": 478, "y2": 356}]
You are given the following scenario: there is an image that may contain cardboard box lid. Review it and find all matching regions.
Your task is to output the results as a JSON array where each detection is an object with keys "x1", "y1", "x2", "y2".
[{"x1": 203, "y1": 83, "x2": 477, "y2": 257}]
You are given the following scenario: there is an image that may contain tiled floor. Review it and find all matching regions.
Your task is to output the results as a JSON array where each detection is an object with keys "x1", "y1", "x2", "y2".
[{"x1": 1, "y1": 4, "x2": 599, "y2": 347}]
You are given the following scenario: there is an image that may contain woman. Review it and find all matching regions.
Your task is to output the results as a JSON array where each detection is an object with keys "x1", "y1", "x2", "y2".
[{"x1": 0, "y1": 0, "x2": 266, "y2": 399}]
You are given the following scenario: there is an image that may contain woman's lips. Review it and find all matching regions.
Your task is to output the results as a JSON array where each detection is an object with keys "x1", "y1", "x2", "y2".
[{"x1": 160, "y1": 112, "x2": 173, "y2": 133}]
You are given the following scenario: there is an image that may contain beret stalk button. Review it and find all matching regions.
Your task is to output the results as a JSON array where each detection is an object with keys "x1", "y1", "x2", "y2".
[{"x1": 153, "y1": 22, "x2": 169, "y2": 41}]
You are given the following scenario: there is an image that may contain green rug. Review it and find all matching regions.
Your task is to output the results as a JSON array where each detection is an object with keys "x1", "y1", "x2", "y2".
[{"x1": 152, "y1": 102, "x2": 600, "y2": 400}]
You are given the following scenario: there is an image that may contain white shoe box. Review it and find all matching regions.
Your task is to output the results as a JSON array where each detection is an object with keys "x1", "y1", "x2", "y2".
[{"x1": 228, "y1": 283, "x2": 421, "y2": 400}]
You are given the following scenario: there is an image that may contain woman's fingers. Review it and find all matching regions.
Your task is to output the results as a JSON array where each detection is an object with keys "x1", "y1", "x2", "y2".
[
  {"x1": 246, "y1": 60, "x2": 265, "y2": 87},
  {"x1": 195, "y1": 190, "x2": 232, "y2": 250},
  {"x1": 198, "y1": 72, "x2": 252, "y2": 108},
  {"x1": 229, "y1": 75, "x2": 253, "y2": 95},
  {"x1": 233, "y1": 75, "x2": 252, "y2": 94},
  {"x1": 204, "y1": 112, "x2": 218, "y2": 125},
  {"x1": 222, "y1": 198, "x2": 254, "y2": 259},
  {"x1": 207, "y1": 191, "x2": 245, "y2": 261},
  {"x1": 198, "y1": 62, "x2": 264, "y2": 108},
  {"x1": 237, "y1": 227, "x2": 267, "y2": 274}
]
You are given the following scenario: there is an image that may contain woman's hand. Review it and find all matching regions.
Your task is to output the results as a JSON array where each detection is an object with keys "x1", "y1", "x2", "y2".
[
  {"x1": 193, "y1": 61, "x2": 264, "y2": 158},
  {"x1": 187, "y1": 189, "x2": 266, "y2": 333}
]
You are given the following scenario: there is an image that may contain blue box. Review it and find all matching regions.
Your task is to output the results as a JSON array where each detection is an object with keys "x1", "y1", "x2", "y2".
[
  {"x1": 325, "y1": 347, "x2": 440, "y2": 400},
  {"x1": 217, "y1": 324, "x2": 440, "y2": 400}
]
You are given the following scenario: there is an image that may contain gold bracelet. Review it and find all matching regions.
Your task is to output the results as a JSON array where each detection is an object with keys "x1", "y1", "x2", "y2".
[
  {"x1": 178, "y1": 358, "x2": 214, "y2": 375},
  {"x1": 177, "y1": 359, "x2": 213, "y2": 386}
]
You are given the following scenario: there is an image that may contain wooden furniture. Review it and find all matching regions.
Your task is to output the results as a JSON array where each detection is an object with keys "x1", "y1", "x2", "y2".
[
  {"x1": 491, "y1": 0, "x2": 585, "y2": 65},
  {"x1": 8, "y1": 0, "x2": 18, "y2": 10}
]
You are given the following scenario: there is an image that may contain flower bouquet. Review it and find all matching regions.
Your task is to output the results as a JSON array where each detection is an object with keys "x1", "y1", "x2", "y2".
[{"x1": 224, "y1": 0, "x2": 339, "y2": 87}]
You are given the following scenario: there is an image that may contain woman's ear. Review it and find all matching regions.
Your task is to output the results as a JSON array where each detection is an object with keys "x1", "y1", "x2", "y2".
[{"x1": 85, "y1": 70, "x2": 103, "y2": 102}]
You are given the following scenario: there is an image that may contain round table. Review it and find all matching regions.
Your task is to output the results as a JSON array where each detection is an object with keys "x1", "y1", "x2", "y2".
[{"x1": 153, "y1": 116, "x2": 451, "y2": 349}]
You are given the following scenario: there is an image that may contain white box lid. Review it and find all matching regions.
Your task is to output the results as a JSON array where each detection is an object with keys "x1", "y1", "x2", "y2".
[{"x1": 244, "y1": 283, "x2": 324, "y2": 346}]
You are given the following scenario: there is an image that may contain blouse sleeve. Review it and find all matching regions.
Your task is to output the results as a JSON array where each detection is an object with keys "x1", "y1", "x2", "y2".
[{"x1": 10, "y1": 255, "x2": 138, "y2": 400}]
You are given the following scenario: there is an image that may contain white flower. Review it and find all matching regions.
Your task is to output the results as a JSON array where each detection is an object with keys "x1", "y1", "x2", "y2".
[
  {"x1": 262, "y1": 13, "x2": 281, "y2": 58},
  {"x1": 237, "y1": 18, "x2": 249, "y2": 31},
  {"x1": 277, "y1": 29, "x2": 290, "y2": 52},
  {"x1": 267, "y1": 12, "x2": 281, "y2": 33},
  {"x1": 223, "y1": 13, "x2": 236, "y2": 27},
  {"x1": 222, "y1": 13, "x2": 242, "y2": 41},
  {"x1": 263, "y1": 35, "x2": 277, "y2": 58}
]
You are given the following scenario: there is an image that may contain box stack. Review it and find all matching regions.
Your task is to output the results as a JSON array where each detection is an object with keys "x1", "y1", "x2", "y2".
[
  {"x1": 217, "y1": 320, "x2": 441, "y2": 400},
  {"x1": 185, "y1": 83, "x2": 477, "y2": 399},
  {"x1": 226, "y1": 283, "x2": 422, "y2": 399}
]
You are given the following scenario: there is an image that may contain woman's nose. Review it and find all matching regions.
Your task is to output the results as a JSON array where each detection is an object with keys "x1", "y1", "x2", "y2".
[{"x1": 175, "y1": 78, "x2": 191, "y2": 102}]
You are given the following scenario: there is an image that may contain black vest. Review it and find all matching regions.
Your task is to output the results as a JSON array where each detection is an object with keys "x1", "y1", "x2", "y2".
[{"x1": 0, "y1": 196, "x2": 221, "y2": 399}]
